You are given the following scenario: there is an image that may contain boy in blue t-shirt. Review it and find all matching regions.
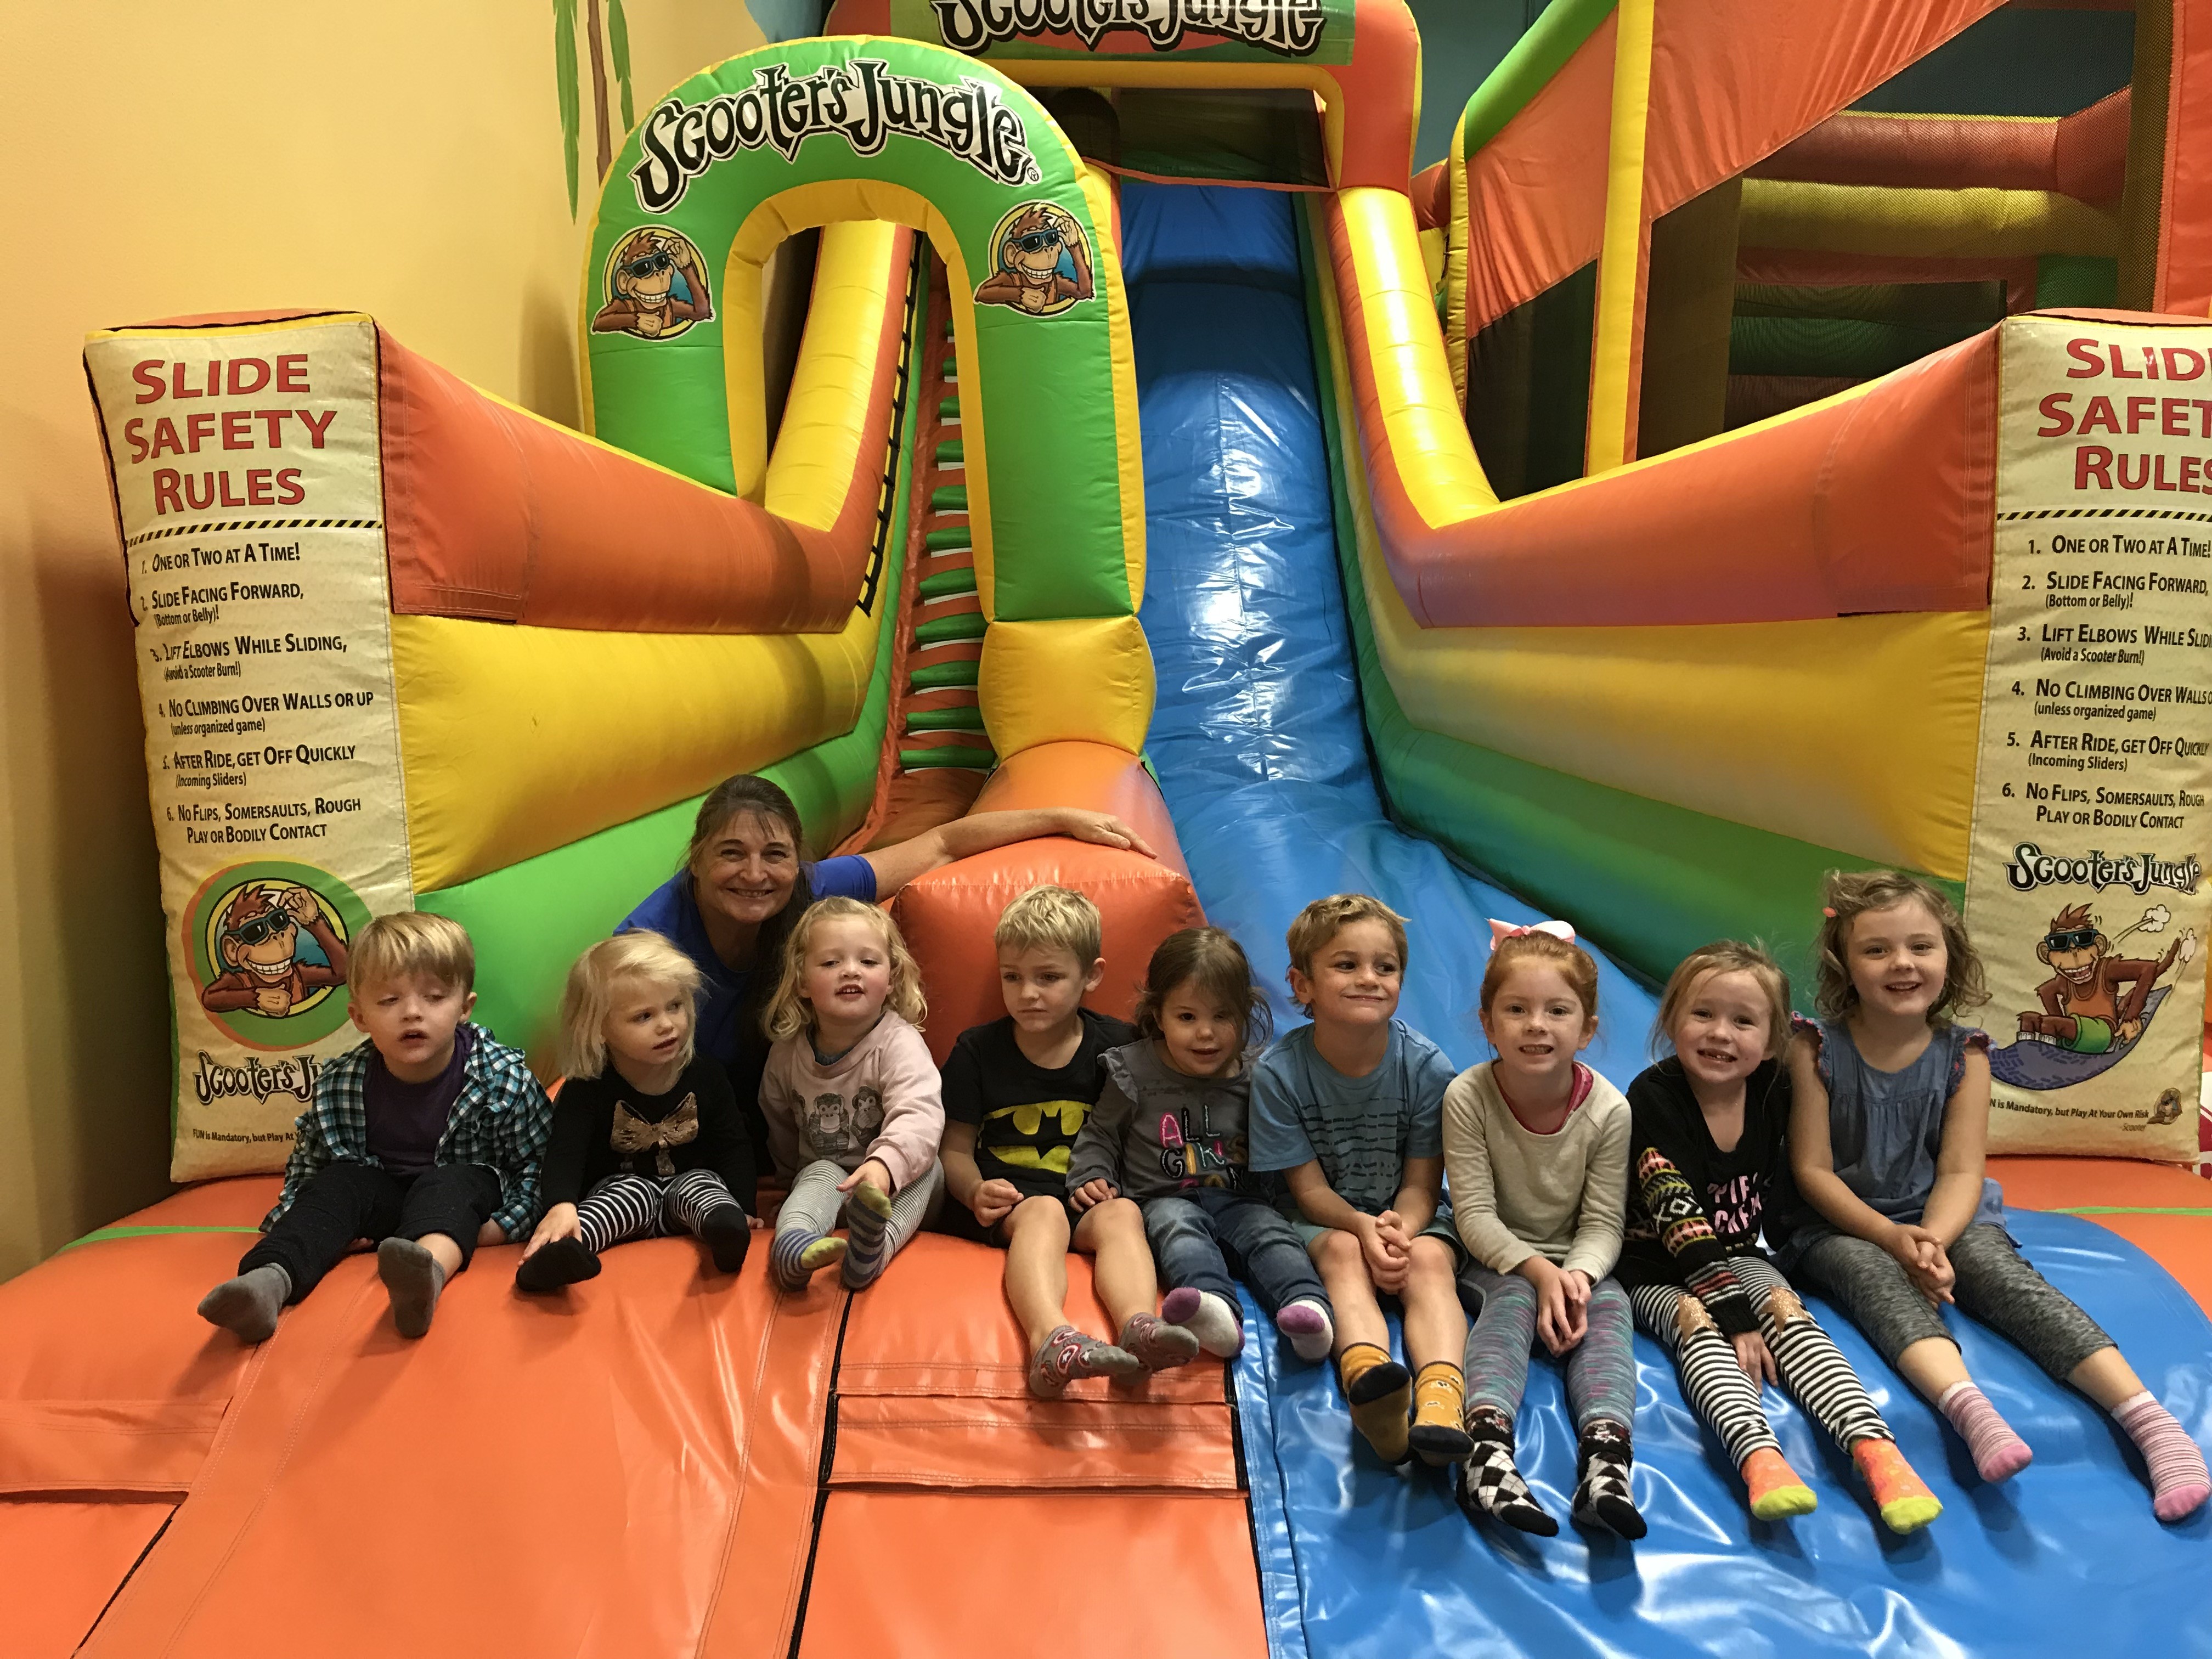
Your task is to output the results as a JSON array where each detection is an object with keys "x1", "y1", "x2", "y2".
[{"x1": 1251, "y1": 894, "x2": 1470, "y2": 1466}]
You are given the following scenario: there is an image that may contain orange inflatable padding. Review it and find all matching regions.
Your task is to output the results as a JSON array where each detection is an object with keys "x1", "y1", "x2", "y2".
[
  {"x1": 795, "y1": 1491, "x2": 1268, "y2": 1659},
  {"x1": 111, "y1": 1175, "x2": 278, "y2": 1226},
  {"x1": 2160, "y1": 0, "x2": 2212, "y2": 314},
  {"x1": 859, "y1": 770, "x2": 988, "y2": 851},
  {"x1": 376, "y1": 233, "x2": 909, "y2": 631},
  {"x1": 828, "y1": 1393, "x2": 1238, "y2": 1491},
  {"x1": 838, "y1": 1237, "x2": 1224, "y2": 1404},
  {"x1": 78, "y1": 1238, "x2": 839, "y2": 1659},
  {"x1": 1994, "y1": 1155, "x2": 2212, "y2": 1314},
  {"x1": 1337, "y1": 195, "x2": 1999, "y2": 627},
  {"x1": 1463, "y1": 0, "x2": 2005, "y2": 334},
  {"x1": 0, "y1": 1498, "x2": 175, "y2": 1659},
  {"x1": 1751, "y1": 91, "x2": 2130, "y2": 202},
  {"x1": 1411, "y1": 160, "x2": 1451, "y2": 232},
  {"x1": 0, "y1": 1233, "x2": 255, "y2": 1494},
  {"x1": 1737, "y1": 247, "x2": 2044, "y2": 309},
  {"x1": 968, "y1": 741, "x2": 1189, "y2": 877}
]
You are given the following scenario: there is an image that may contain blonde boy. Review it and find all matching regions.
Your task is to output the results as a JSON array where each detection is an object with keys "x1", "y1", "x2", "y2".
[
  {"x1": 197, "y1": 912, "x2": 554, "y2": 1342},
  {"x1": 1250, "y1": 895, "x2": 1472, "y2": 1464},
  {"x1": 938, "y1": 885, "x2": 1201, "y2": 1395}
]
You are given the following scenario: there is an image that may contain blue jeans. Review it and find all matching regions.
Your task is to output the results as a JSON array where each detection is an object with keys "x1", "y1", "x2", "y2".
[{"x1": 1142, "y1": 1188, "x2": 1327, "y2": 1316}]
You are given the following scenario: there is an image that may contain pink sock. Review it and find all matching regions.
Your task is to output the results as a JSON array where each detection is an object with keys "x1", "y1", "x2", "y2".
[
  {"x1": 1937, "y1": 1382, "x2": 2034, "y2": 1482},
  {"x1": 2114, "y1": 1391, "x2": 2211, "y2": 1522}
]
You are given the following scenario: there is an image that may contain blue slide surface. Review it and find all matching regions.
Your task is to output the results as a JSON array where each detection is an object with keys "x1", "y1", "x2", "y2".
[{"x1": 1123, "y1": 180, "x2": 2212, "y2": 1659}]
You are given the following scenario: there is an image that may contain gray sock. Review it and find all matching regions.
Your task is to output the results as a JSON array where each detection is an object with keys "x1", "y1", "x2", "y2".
[
  {"x1": 377, "y1": 1238, "x2": 449, "y2": 1339},
  {"x1": 198, "y1": 1263, "x2": 292, "y2": 1343}
]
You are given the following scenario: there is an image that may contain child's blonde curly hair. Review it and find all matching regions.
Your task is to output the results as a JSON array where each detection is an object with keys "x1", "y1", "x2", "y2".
[
  {"x1": 764, "y1": 897, "x2": 927, "y2": 1042},
  {"x1": 558, "y1": 931, "x2": 703, "y2": 1079},
  {"x1": 1813, "y1": 869, "x2": 1987, "y2": 1025}
]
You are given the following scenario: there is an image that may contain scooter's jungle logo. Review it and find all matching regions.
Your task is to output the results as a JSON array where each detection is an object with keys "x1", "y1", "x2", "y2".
[
  {"x1": 933, "y1": 0, "x2": 1327, "y2": 55},
  {"x1": 631, "y1": 59, "x2": 1039, "y2": 213}
]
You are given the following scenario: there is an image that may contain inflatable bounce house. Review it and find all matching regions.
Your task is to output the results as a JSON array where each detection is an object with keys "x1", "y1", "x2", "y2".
[{"x1": 8, "y1": 0, "x2": 2212, "y2": 1653}]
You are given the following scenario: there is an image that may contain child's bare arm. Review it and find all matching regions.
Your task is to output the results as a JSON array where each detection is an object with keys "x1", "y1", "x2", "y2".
[
  {"x1": 1389, "y1": 1157, "x2": 1441, "y2": 1236},
  {"x1": 940, "y1": 1120, "x2": 985, "y2": 1209},
  {"x1": 1785, "y1": 1030, "x2": 1943, "y2": 1284},
  {"x1": 1922, "y1": 1044, "x2": 1993, "y2": 1248}
]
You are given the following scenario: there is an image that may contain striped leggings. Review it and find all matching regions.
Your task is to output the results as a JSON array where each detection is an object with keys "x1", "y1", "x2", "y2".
[
  {"x1": 774, "y1": 1158, "x2": 944, "y2": 1289},
  {"x1": 1460, "y1": 1264, "x2": 1638, "y2": 1431},
  {"x1": 575, "y1": 1168, "x2": 743, "y2": 1254},
  {"x1": 1628, "y1": 1254, "x2": 1890, "y2": 1466}
]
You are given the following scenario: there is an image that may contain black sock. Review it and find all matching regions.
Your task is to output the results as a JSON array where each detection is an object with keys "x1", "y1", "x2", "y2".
[
  {"x1": 1458, "y1": 1406, "x2": 1558, "y2": 1537},
  {"x1": 697, "y1": 1205, "x2": 752, "y2": 1274},
  {"x1": 1572, "y1": 1419, "x2": 1646, "y2": 1540},
  {"x1": 514, "y1": 1236, "x2": 601, "y2": 1294}
]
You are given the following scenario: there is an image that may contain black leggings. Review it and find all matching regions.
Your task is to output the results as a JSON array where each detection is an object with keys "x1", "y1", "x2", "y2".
[{"x1": 241, "y1": 1161, "x2": 503, "y2": 1301}]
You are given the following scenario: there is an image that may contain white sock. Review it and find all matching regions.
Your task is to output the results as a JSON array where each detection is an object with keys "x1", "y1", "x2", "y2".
[
  {"x1": 1176, "y1": 1289, "x2": 1245, "y2": 1357},
  {"x1": 1277, "y1": 1296, "x2": 1335, "y2": 1361}
]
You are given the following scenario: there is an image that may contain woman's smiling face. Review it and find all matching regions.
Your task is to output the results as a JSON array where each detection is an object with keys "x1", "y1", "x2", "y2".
[{"x1": 693, "y1": 809, "x2": 800, "y2": 931}]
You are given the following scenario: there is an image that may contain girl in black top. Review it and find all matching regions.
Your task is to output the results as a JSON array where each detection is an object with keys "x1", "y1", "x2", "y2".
[
  {"x1": 517, "y1": 933, "x2": 757, "y2": 1291},
  {"x1": 1619, "y1": 942, "x2": 1939, "y2": 1534}
]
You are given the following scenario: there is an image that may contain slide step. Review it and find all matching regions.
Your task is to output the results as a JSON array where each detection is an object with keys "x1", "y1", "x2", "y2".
[
  {"x1": 917, "y1": 568, "x2": 978, "y2": 600},
  {"x1": 912, "y1": 611, "x2": 987, "y2": 646},
  {"x1": 910, "y1": 661, "x2": 981, "y2": 690},
  {"x1": 904, "y1": 706, "x2": 986, "y2": 733},
  {"x1": 923, "y1": 527, "x2": 972, "y2": 554},
  {"x1": 938, "y1": 395, "x2": 960, "y2": 421},
  {"x1": 934, "y1": 439, "x2": 964, "y2": 467},
  {"x1": 900, "y1": 746, "x2": 996, "y2": 770},
  {"x1": 930, "y1": 485, "x2": 968, "y2": 515}
]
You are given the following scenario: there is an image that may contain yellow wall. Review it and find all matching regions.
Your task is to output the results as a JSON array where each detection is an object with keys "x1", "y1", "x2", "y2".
[{"x1": 0, "y1": 2, "x2": 764, "y2": 1281}]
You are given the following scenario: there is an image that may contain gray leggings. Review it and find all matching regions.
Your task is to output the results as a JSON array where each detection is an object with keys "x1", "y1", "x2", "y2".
[
  {"x1": 775, "y1": 1158, "x2": 944, "y2": 1285},
  {"x1": 1795, "y1": 1222, "x2": 2114, "y2": 1381}
]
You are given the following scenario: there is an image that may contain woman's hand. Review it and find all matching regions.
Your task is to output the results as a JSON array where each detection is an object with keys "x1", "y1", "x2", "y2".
[
  {"x1": 972, "y1": 1178, "x2": 1021, "y2": 1227},
  {"x1": 1732, "y1": 1329, "x2": 1779, "y2": 1384},
  {"x1": 1057, "y1": 810, "x2": 1156, "y2": 860},
  {"x1": 1069, "y1": 1177, "x2": 1117, "y2": 1211},
  {"x1": 522, "y1": 1204, "x2": 579, "y2": 1261}
]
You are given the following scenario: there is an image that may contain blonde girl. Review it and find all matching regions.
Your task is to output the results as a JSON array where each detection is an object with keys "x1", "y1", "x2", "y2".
[
  {"x1": 760, "y1": 897, "x2": 945, "y2": 1291},
  {"x1": 518, "y1": 932, "x2": 756, "y2": 1292},
  {"x1": 1617, "y1": 941, "x2": 1939, "y2": 1533},
  {"x1": 1442, "y1": 923, "x2": 1640, "y2": 1539},
  {"x1": 1775, "y1": 870, "x2": 2207, "y2": 1522}
]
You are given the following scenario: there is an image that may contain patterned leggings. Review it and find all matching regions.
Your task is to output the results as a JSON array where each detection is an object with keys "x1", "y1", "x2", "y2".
[
  {"x1": 775, "y1": 1158, "x2": 944, "y2": 1288},
  {"x1": 575, "y1": 1169, "x2": 743, "y2": 1254},
  {"x1": 1460, "y1": 1264, "x2": 1638, "y2": 1432},
  {"x1": 1628, "y1": 1255, "x2": 1890, "y2": 1466}
]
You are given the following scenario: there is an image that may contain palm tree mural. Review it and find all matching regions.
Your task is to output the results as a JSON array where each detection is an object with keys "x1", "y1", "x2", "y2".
[{"x1": 555, "y1": 0, "x2": 637, "y2": 215}]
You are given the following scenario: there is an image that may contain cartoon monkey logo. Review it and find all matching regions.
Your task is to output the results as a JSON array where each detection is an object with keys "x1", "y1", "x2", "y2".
[
  {"x1": 199, "y1": 881, "x2": 349, "y2": 1019},
  {"x1": 592, "y1": 227, "x2": 713, "y2": 340},
  {"x1": 2017, "y1": 902, "x2": 2196, "y2": 1054},
  {"x1": 807, "y1": 1091, "x2": 854, "y2": 1153},
  {"x1": 974, "y1": 201, "x2": 1093, "y2": 316}
]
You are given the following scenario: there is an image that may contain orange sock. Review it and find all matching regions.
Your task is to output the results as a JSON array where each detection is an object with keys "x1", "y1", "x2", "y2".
[
  {"x1": 1853, "y1": 1437, "x2": 1942, "y2": 1534},
  {"x1": 1408, "y1": 1362, "x2": 1472, "y2": 1466},
  {"x1": 1741, "y1": 1447, "x2": 1817, "y2": 1520},
  {"x1": 1339, "y1": 1342, "x2": 1411, "y2": 1463}
]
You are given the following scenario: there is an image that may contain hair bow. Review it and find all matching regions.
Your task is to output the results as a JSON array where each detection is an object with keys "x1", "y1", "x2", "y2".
[{"x1": 1487, "y1": 918, "x2": 1577, "y2": 952}]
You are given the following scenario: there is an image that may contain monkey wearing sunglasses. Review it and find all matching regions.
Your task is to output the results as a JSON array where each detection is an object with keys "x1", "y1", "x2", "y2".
[
  {"x1": 2017, "y1": 902, "x2": 2187, "y2": 1053},
  {"x1": 975, "y1": 204, "x2": 1092, "y2": 315},
  {"x1": 199, "y1": 883, "x2": 350, "y2": 1018},
  {"x1": 592, "y1": 229, "x2": 713, "y2": 339}
]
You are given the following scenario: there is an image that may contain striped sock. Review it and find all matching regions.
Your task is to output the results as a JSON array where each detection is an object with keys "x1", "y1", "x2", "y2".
[
  {"x1": 1937, "y1": 1381, "x2": 2033, "y2": 1483},
  {"x1": 771, "y1": 1228, "x2": 845, "y2": 1293},
  {"x1": 2113, "y1": 1391, "x2": 2211, "y2": 1522},
  {"x1": 840, "y1": 1179, "x2": 896, "y2": 1289}
]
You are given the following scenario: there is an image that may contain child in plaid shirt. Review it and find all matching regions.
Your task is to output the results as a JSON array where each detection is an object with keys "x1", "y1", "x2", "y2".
[{"x1": 198, "y1": 912, "x2": 554, "y2": 1342}]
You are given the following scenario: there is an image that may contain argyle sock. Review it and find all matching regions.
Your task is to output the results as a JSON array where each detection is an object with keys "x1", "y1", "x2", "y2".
[
  {"x1": 771, "y1": 1228, "x2": 847, "y2": 1292},
  {"x1": 1276, "y1": 1297, "x2": 1335, "y2": 1362},
  {"x1": 198, "y1": 1263, "x2": 291, "y2": 1344},
  {"x1": 2113, "y1": 1391, "x2": 2212, "y2": 1521},
  {"x1": 1572, "y1": 1418, "x2": 1646, "y2": 1539},
  {"x1": 1340, "y1": 1342, "x2": 1413, "y2": 1464},
  {"x1": 1742, "y1": 1446, "x2": 1818, "y2": 1521},
  {"x1": 695, "y1": 1204, "x2": 753, "y2": 1275},
  {"x1": 513, "y1": 1237, "x2": 601, "y2": 1294},
  {"x1": 377, "y1": 1238, "x2": 449, "y2": 1339},
  {"x1": 1161, "y1": 1285, "x2": 1245, "y2": 1357},
  {"x1": 1851, "y1": 1437, "x2": 1942, "y2": 1534},
  {"x1": 840, "y1": 1180, "x2": 896, "y2": 1288},
  {"x1": 1118, "y1": 1312, "x2": 1201, "y2": 1370},
  {"x1": 1937, "y1": 1381, "x2": 2034, "y2": 1482},
  {"x1": 1409, "y1": 1362, "x2": 1474, "y2": 1466},
  {"x1": 1457, "y1": 1405, "x2": 1556, "y2": 1536},
  {"x1": 1028, "y1": 1324, "x2": 1143, "y2": 1397}
]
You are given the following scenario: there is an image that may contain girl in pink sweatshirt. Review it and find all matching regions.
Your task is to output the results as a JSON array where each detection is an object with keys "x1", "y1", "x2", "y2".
[{"x1": 760, "y1": 897, "x2": 945, "y2": 1291}]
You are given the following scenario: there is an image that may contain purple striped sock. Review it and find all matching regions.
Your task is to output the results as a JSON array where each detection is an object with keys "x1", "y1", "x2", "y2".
[
  {"x1": 1937, "y1": 1382, "x2": 2033, "y2": 1482},
  {"x1": 2114, "y1": 1392, "x2": 2211, "y2": 1522}
]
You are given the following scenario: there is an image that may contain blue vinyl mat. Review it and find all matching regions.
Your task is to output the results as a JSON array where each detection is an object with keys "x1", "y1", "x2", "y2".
[{"x1": 1127, "y1": 178, "x2": 2212, "y2": 1659}]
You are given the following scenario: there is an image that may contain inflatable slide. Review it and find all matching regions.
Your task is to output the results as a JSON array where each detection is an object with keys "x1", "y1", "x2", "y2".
[{"x1": 4, "y1": 3, "x2": 2210, "y2": 1656}]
